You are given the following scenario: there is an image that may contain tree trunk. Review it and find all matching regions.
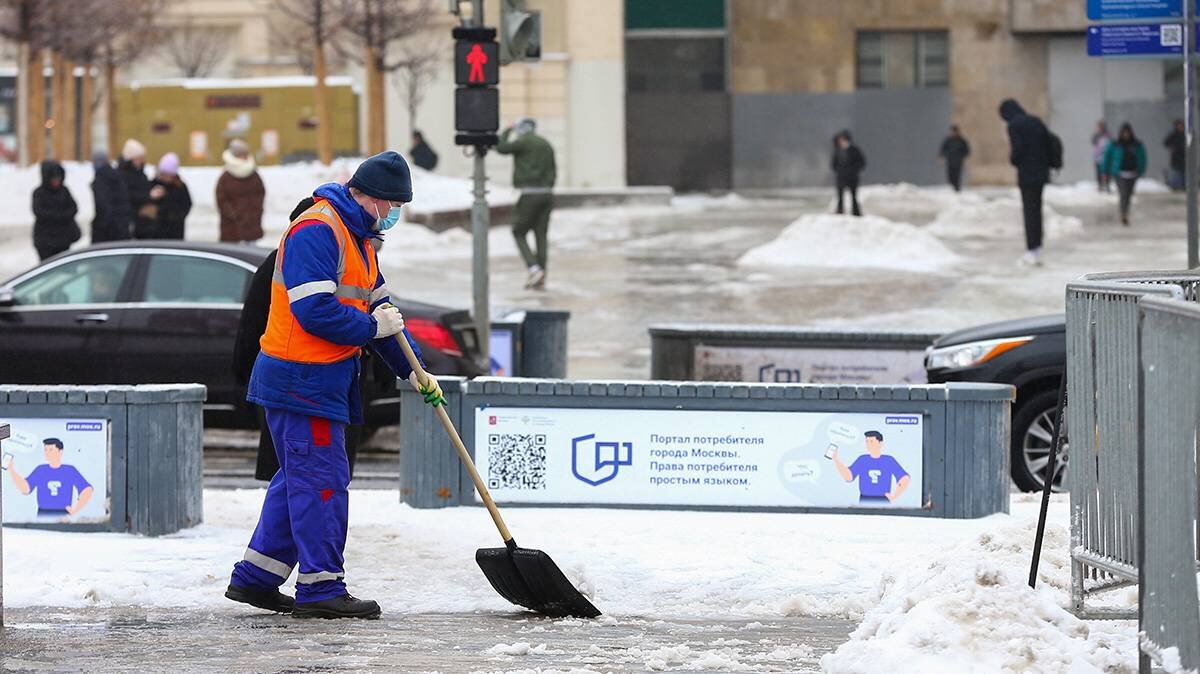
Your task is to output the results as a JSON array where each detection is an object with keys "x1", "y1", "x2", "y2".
[
  {"x1": 105, "y1": 61, "x2": 118, "y2": 160},
  {"x1": 81, "y1": 64, "x2": 94, "y2": 159},
  {"x1": 62, "y1": 58, "x2": 77, "y2": 161},
  {"x1": 365, "y1": 46, "x2": 385, "y2": 155},
  {"x1": 16, "y1": 41, "x2": 28, "y2": 166},
  {"x1": 50, "y1": 51, "x2": 65, "y2": 160},
  {"x1": 314, "y1": 43, "x2": 333, "y2": 165},
  {"x1": 28, "y1": 49, "x2": 45, "y2": 163}
]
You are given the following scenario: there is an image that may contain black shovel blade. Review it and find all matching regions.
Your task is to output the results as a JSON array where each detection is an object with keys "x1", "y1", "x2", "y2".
[
  {"x1": 476, "y1": 546, "x2": 543, "y2": 612},
  {"x1": 510, "y1": 547, "x2": 602, "y2": 619}
]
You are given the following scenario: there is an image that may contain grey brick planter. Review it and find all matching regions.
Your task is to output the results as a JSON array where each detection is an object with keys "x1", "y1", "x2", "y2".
[
  {"x1": 0, "y1": 384, "x2": 205, "y2": 536},
  {"x1": 399, "y1": 378, "x2": 1011, "y2": 519}
]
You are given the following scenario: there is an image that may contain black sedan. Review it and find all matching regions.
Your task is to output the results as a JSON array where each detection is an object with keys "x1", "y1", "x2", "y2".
[
  {"x1": 0, "y1": 242, "x2": 484, "y2": 428},
  {"x1": 925, "y1": 314, "x2": 1066, "y2": 492}
]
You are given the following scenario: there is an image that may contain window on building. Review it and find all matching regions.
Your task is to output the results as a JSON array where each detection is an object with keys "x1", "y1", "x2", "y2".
[{"x1": 856, "y1": 31, "x2": 950, "y2": 89}]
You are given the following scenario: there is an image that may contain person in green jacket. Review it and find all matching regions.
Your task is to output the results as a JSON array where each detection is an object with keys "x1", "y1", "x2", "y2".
[
  {"x1": 496, "y1": 117, "x2": 557, "y2": 290},
  {"x1": 1104, "y1": 122, "x2": 1147, "y2": 226}
]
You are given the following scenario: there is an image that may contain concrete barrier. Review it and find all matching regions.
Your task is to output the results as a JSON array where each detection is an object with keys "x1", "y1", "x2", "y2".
[
  {"x1": 399, "y1": 378, "x2": 1012, "y2": 519},
  {"x1": 0, "y1": 384, "x2": 205, "y2": 536},
  {"x1": 649, "y1": 324, "x2": 939, "y2": 384}
]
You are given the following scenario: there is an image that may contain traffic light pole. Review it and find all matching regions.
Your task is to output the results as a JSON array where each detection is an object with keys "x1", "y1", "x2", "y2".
[
  {"x1": 470, "y1": 0, "x2": 490, "y2": 371},
  {"x1": 471, "y1": 145, "x2": 490, "y2": 372}
]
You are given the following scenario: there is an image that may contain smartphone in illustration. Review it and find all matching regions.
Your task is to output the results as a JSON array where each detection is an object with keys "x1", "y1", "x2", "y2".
[{"x1": 824, "y1": 443, "x2": 838, "y2": 460}]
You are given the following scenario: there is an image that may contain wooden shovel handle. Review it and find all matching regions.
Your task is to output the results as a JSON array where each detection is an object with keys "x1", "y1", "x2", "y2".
[{"x1": 395, "y1": 332, "x2": 515, "y2": 544}]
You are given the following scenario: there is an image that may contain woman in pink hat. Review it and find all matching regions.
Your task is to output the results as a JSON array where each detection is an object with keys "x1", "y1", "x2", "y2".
[{"x1": 150, "y1": 152, "x2": 192, "y2": 240}]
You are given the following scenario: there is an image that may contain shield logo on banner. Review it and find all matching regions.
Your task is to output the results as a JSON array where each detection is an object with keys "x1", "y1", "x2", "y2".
[{"x1": 571, "y1": 434, "x2": 633, "y2": 486}]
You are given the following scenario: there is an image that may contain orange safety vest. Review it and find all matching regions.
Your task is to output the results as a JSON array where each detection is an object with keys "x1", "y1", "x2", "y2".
[{"x1": 259, "y1": 200, "x2": 379, "y2": 364}]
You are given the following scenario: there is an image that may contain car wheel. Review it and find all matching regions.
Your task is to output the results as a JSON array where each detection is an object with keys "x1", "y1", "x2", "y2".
[{"x1": 1011, "y1": 389, "x2": 1069, "y2": 492}]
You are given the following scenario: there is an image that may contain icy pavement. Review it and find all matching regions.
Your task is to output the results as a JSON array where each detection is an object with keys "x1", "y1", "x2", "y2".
[
  {"x1": 1, "y1": 609, "x2": 850, "y2": 673},
  {"x1": 1, "y1": 491, "x2": 1140, "y2": 673}
]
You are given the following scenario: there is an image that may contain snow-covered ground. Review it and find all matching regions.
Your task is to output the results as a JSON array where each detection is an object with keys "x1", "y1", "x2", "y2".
[{"x1": 1, "y1": 492, "x2": 1137, "y2": 673}]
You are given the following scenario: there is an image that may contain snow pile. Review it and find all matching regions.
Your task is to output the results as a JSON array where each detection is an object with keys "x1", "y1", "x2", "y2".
[
  {"x1": 925, "y1": 197, "x2": 1083, "y2": 240},
  {"x1": 1042, "y1": 181, "x2": 1116, "y2": 208},
  {"x1": 854, "y1": 183, "x2": 982, "y2": 223},
  {"x1": 737, "y1": 213, "x2": 961, "y2": 273},
  {"x1": 820, "y1": 521, "x2": 1137, "y2": 674}
]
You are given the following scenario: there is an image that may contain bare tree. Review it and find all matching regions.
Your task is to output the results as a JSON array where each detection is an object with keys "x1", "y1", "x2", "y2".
[
  {"x1": 336, "y1": 0, "x2": 437, "y2": 154},
  {"x1": 164, "y1": 17, "x2": 230, "y2": 78},
  {"x1": 273, "y1": 0, "x2": 342, "y2": 164},
  {"x1": 0, "y1": 0, "x2": 50, "y2": 164},
  {"x1": 392, "y1": 35, "x2": 441, "y2": 138},
  {"x1": 95, "y1": 0, "x2": 165, "y2": 157}
]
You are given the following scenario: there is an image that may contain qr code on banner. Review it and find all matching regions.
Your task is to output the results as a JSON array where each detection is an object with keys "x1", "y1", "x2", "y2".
[
  {"x1": 1162, "y1": 24, "x2": 1183, "y2": 47},
  {"x1": 487, "y1": 433, "x2": 547, "y2": 490}
]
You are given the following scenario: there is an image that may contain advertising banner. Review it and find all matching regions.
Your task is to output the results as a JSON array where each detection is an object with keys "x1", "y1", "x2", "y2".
[
  {"x1": 694, "y1": 344, "x2": 927, "y2": 384},
  {"x1": 475, "y1": 407, "x2": 923, "y2": 509},
  {"x1": 1, "y1": 418, "x2": 110, "y2": 524}
]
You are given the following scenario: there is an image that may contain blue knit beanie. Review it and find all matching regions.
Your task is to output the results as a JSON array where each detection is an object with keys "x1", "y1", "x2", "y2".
[{"x1": 348, "y1": 151, "x2": 413, "y2": 202}]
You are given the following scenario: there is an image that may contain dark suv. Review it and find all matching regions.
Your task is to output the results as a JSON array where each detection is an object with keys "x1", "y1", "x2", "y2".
[{"x1": 925, "y1": 314, "x2": 1066, "y2": 492}]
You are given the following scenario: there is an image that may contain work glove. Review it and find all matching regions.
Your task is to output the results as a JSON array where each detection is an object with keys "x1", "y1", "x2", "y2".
[
  {"x1": 372, "y1": 304, "x2": 405, "y2": 338},
  {"x1": 409, "y1": 371, "x2": 446, "y2": 407}
]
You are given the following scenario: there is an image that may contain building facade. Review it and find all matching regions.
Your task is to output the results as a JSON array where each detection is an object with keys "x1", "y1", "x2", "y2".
[{"x1": 627, "y1": 0, "x2": 1183, "y2": 189}]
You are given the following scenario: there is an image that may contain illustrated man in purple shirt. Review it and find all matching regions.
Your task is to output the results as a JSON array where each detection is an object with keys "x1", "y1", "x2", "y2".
[
  {"x1": 5, "y1": 437, "x2": 94, "y2": 517},
  {"x1": 831, "y1": 430, "x2": 911, "y2": 504}
]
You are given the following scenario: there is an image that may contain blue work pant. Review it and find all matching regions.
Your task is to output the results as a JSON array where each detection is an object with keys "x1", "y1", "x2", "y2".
[{"x1": 230, "y1": 408, "x2": 350, "y2": 603}]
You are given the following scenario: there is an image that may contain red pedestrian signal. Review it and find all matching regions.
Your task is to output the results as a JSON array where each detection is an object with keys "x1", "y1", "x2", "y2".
[{"x1": 455, "y1": 40, "x2": 499, "y2": 86}]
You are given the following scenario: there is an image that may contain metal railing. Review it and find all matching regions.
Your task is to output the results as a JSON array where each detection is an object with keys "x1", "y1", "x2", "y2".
[
  {"x1": 1067, "y1": 280, "x2": 1183, "y2": 617},
  {"x1": 1137, "y1": 296, "x2": 1200, "y2": 673}
]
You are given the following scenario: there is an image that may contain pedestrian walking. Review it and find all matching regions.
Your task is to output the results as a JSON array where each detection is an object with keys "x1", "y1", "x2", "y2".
[
  {"x1": 31, "y1": 159, "x2": 80, "y2": 260},
  {"x1": 999, "y1": 99, "x2": 1052, "y2": 267},
  {"x1": 1105, "y1": 122, "x2": 1147, "y2": 226},
  {"x1": 1163, "y1": 118, "x2": 1185, "y2": 192},
  {"x1": 410, "y1": 130, "x2": 438, "y2": 172},
  {"x1": 117, "y1": 139, "x2": 156, "y2": 239},
  {"x1": 90, "y1": 149, "x2": 132, "y2": 243},
  {"x1": 497, "y1": 117, "x2": 557, "y2": 290},
  {"x1": 226, "y1": 151, "x2": 443, "y2": 620},
  {"x1": 233, "y1": 197, "x2": 364, "y2": 483},
  {"x1": 831, "y1": 130, "x2": 865, "y2": 216},
  {"x1": 150, "y1": 152, "x2": 192, "y2": 240},
  {"x1": 1092, "y1": 121, "x2": 1112, "y2": 193},
  {"x1": 938, "y1": 125, "x2": 971, "y2": 192},
  {"x1": 216, "y1": 139, "x2": 266, "y2": 243}
]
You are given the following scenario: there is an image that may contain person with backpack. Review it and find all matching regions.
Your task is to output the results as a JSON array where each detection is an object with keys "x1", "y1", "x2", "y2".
[
  {"x1": 1104, "y1": 122, "x2": 1147, "y2": 226},
  {"x1": 999, "y1": 99, "x2": 1056, "y2": 267}
]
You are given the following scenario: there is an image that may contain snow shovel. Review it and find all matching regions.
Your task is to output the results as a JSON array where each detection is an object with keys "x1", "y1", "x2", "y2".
[{"x1": 394, "y1": 329, "x2": 601, "y2": 619}]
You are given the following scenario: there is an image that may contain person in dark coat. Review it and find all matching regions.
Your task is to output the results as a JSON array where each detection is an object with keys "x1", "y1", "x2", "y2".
[
  {"x1": 831, "y1": 130, "x2": 865, "y2": 216},
  {"x1": 117, "y1": 138, "x2": 156, "y2": 239},
  {"x1": 938, "y1": 125, "x2": 971, "y2": 192},
  {"x1": 233, "y1": 197, "x2": 361, "y2": 482},
  {"x1": 90, "y1": 150, "x2": 132, "y2": 243},
  {"x1": 409, "y1": 130, "x2": 438, "y2": 172},
  {"x1": 1163, "y1": 118, "x2": 1185, "y2": 192},
  {"x1": 150, "y1": 152, "x2": 192, "y2": 240},
  {"x1": 216, "y1": 138, "x2": 266, "y2": 243},
  {"x1": 999, "y1": 98, "x2": 1051, "y2": 267},
  {"x1": 31, "y1": 160, "x2": 80, "y2": 260}
]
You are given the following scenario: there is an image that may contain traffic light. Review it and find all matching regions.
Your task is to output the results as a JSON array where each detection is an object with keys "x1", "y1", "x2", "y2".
[
  {"x1": 453, "y1": 26, "x2": 499, "y2": 146},
  {"x1": 499, "y1": 0, "x2": 541, "y2": 64}
]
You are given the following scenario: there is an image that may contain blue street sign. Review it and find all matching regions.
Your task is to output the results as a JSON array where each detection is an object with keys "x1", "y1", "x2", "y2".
[
  {"x1": 1087, "y1": 23, "x2": 1194, "y2": 56},
  {"x1": 1088, "y1": 0, "x2": 1183, "y2": 21}
]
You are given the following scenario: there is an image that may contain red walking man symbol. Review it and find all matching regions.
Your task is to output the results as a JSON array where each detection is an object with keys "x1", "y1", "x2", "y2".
[{"x1": 467, "y1": 44, "x2": 488, "y2": 83}]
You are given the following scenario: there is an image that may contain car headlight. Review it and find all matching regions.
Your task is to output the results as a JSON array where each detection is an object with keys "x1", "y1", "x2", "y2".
[{"x1": 926, "y1": 336, "x2": 1034, "y2": 371}]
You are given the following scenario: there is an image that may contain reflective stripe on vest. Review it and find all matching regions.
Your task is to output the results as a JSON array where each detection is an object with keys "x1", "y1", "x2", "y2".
[{"x1": 259, "y1": 200, "x2": 379, "y2": 364}]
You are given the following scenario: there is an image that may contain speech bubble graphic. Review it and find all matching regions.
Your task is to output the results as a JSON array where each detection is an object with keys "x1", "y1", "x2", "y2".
[
  {"x1": 783, "y1": 460, "x2": 821, "y2": 484},
  {"x1": 827, "y1": 421, "x2": 860, "y2": 445}
]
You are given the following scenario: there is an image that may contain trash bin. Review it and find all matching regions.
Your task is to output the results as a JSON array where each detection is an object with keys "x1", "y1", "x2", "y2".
[{"x1": 519, "y1": 309, "x2": 570, "y2": 378}]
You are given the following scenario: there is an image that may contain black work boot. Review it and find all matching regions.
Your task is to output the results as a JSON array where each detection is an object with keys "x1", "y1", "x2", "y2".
[
  {"x1": 225, "y1": 584, "x2": 295, "y2": 614},
  {"x1": 292, "y1": 594, "x2": 381, "y2": 620}
]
